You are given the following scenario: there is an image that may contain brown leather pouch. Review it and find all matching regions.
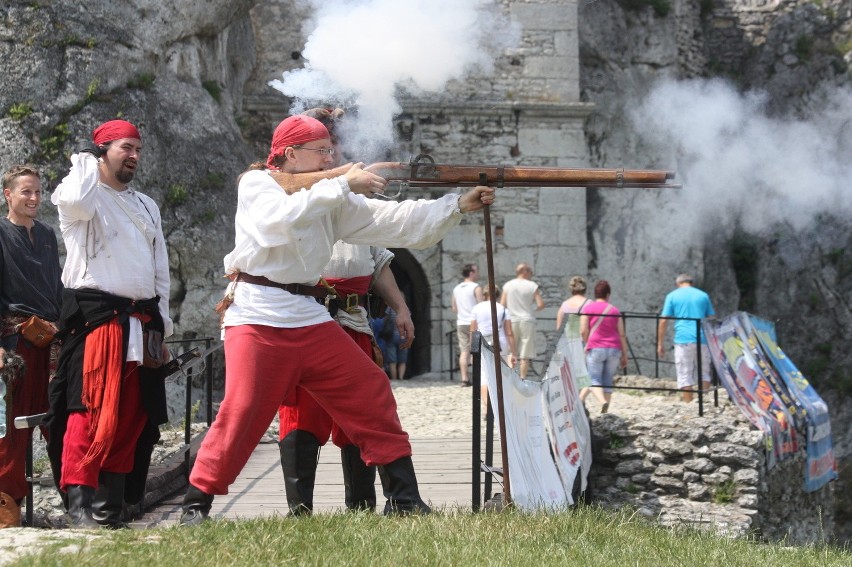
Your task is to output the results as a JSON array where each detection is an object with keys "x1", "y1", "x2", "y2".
[
  {"x1": 143, "y1": 330, "x2": 165, "y2": 368},
  {"x1": 18, "y1": 316, "x2": 55, "y2": 349},
  {"x1": 0, "y1": 491, "x2": 21, "y2": 528}
]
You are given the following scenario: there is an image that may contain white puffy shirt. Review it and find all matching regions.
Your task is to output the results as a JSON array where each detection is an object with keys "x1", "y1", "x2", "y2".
[
  {"x1": 223, "y1": 169, "x2": 462, "y2": 329},
  {"x1": 51, "y1": 153, "x2": 174, "y2": 361}
]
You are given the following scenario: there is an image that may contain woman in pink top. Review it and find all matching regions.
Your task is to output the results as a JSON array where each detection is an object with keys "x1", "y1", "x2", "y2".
[{"x1": 579, "y1": 280, "x2": 628, "y2": 414}]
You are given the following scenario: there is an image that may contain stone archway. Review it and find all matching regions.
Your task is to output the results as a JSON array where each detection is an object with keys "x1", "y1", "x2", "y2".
[{"x1": 387, "y1": 249, "x2": 430, "y2": 377}]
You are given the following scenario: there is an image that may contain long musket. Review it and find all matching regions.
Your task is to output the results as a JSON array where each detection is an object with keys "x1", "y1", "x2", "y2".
[
  {"x1": 369, "y1": 154, "x2": 678, "y2": 189},
  {"x1": 369, "y1": 154, "x2": 678, "y2": 508}
]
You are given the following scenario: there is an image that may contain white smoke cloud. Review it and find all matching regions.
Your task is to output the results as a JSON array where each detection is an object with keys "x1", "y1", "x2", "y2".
[
  {"x1": 270, "y1": 0, "x2": 519, "y2": 160},
  {"x1": 630, "y1": 78, "x2": 852, "y2": 235}
]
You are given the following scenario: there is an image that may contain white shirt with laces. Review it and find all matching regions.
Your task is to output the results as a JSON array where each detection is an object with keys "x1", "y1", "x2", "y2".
[{"x1": 51, "y1": 153, "x2": 174, "y2": 362}]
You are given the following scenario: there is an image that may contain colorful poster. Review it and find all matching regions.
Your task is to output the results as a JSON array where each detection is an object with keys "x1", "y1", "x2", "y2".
[
  {"x1": 747, "y1": 315, "x2": 838, "y2": 492},
  {"x1": 703, "y1": 314, "x2": 798, "y2": 469},
  {"x1": 481, "y1": 342, "x2": 568, "y2": 510}
]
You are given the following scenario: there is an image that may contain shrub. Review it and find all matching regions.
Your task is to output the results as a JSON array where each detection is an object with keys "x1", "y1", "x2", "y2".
[{"x1": 7, "y1": 102, "x2": 33, "y2": 121}]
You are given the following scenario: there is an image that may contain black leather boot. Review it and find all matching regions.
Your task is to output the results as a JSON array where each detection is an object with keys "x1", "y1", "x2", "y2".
[
  {"x1": 66, "y1": 485, "x2": 100, "y2": 529},
  {"x1": 279, "y1": 430, "x2": 321, "y2": 516},
  {"x1": 340, "y1": 444, "x2": 377, "y2": 512},
  {"x1": 179, "y1": 484, "x2": 214, "y2": 526},
  {"x1": 378, "y1": 456, "x2": 432, "y2": 515},
  {"x1": 91, "y1": 472, "x2": 128, "y2": 529}
]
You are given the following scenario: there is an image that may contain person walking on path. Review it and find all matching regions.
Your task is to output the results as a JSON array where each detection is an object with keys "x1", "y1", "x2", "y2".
[
  {"x1": 556, "y1": 276, "x2": 590, "y2": 331},
  {"x1": 579, "y1": 280, "x2": 628, "y2": 414},
  {"x1": 178, "y1": 115, "x2": 495, "y2": 525},
  {"x1": 451, "y1": 264, "x2": 482, "y2": 387},
  {"x1": 657, "y1": 273, "x2": 716, "y2": 403},
  {"x1": 501, "y1": 263, "x2": 544, "y2": 378},
  {"x1": 469, "y1": 286, "x2": 516, "y2": 412},
  {"x1": 0, "y1": 165, "x2": 63, "y2": 528}
]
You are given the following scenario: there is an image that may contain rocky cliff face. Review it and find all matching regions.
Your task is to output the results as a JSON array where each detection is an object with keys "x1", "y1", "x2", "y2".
[
  {"x1": 579, "y1": 0, "x2": 851, "y2": 393},
  {"x1": 579, "y1": 0, "x2": 850, "y2": 540},
  {"x1": 0, "y1": 0, "x2": 257, "y2": 341}
]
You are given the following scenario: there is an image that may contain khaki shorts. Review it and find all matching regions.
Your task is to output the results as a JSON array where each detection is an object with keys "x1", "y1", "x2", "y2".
[
  {"x1": 674, "y1": 343, "x2": 711, "y2": 388},
  {"x1": 457, "y1": 324, "x2": 471, "y2": 354},
  {"x1": 511, "y1": 320, "x2": 536, "y2": 360}
]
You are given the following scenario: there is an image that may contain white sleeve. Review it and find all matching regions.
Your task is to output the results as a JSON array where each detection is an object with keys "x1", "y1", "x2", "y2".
[
  {"x1": 236, "y1": 171, "x2": 350, "y2": 249},
  {"x1": 51, "y1": 153, "x2": 102, "y2": 224},
  {"x1": 145, "y1": 196, "x2": 174, "y2": 337},
  {"x1": 370, "y1": 247, "x2": 395, "y2": 285},
  {"x1": 335, "y1": 193, "x2": 463, "y2": 250}
]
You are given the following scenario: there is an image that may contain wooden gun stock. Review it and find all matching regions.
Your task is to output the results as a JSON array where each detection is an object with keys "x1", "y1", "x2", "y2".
[{"x1": 369, "y1": 154, "x2": 678, "y2": 189}]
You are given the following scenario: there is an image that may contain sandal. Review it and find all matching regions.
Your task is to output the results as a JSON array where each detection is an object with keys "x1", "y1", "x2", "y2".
[{"x1": 460, "y1": 381, "x2": 472, "y2": 387}]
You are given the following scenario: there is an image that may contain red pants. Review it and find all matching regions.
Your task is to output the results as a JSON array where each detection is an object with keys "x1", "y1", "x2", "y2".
[
  {"x1": 0, "y1": 341, "x2": 50, "y2": 501},
  {"x1": 278, "y1": 326, "x2": 376, "y2": 447},
  {"x1": 60, "y1": 363, "x2": 147, "y2": 490},
  {"x1": 190, "y1": 322, "x2": 410, "y2": 495}
]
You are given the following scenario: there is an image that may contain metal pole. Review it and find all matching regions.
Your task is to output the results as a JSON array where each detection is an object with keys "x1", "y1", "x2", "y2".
[
  {"x1": 25, "y1": 435, "x2": 33, "y2": 526},
  {"x1": 696, "y1": 318, "x2": 704, "y2": 417},
  {"x1": 471, "y1": 332, "x2": 482, "y2": 511},
  {"x1": 484, "y1": 395, "x2": 495, "y2": 504},
  {"x1": 185, "y1": 344, "x2": 193, "y2": 474},
  {"x1": 205, "y1": 337, "x2": 214, "y2": 426},
  {"x1": 480, "y1": 175, "x2": 511, "y2": 506},
  {"x1": 655, "y1": 314, "x2": 660, "y2": 378},
  {"x1": 448, "y1": 330, "x2": 454, "y2": 382}
]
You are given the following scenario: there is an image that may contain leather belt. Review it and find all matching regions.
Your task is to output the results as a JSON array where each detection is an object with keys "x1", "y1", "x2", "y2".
[
  {"x1": 227, "y1": 272, "x2": 331, "y2": 300},
  {"x1": 329, "y1": 293, "x2": 369, "y2": 313}
]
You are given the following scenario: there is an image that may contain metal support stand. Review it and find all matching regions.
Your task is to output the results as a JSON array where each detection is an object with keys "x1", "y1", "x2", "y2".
[{"x1": 471, "y1": 332, "x2": 481, "y2": 511}]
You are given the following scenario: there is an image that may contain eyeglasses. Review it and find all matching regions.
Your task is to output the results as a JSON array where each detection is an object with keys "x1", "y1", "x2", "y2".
[{"x1": 292, "y1": 145, "x2": 335, "y2": 156}]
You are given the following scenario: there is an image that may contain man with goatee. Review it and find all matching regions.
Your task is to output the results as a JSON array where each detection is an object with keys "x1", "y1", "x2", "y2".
[{"x1": 46, "y1": 120, "x2": 172, "y2": 528}]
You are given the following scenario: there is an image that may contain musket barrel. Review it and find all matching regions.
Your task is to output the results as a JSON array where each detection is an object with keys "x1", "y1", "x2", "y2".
[{"x1": 371, "y1": 160, "x2": 677, "y2": 189}]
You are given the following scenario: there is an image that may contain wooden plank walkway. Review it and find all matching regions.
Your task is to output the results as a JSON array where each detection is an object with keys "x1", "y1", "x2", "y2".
[{"x1": 137, "y1": 436, "x2": 502, "y2": 526}]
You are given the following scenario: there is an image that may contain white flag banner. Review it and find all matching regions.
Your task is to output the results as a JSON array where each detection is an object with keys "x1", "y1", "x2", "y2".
[
  {"x1": 481, "y1": 343, "x2": 568, "y2": 510},
  {"x1": 542, "y1": 339, "x2": 593, "y2": 502}
]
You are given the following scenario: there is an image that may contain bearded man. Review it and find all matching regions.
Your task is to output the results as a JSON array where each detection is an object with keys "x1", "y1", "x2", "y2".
[{"x1": 46, "y1": 120, "x2": 172, "y2": 528}]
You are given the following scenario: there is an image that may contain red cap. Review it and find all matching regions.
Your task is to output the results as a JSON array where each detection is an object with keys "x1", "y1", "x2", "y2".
[
  {"x1": 266, "y1": 115, "x2": 330, "y2": 169},
  {"x1": 92, "y1": 120, "x2": 141, "y2": 145}
]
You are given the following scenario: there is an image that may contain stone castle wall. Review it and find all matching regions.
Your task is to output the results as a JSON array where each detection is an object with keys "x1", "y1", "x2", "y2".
[{"x1": 589, "y1": 377, "x2": 836, "y2": 543}]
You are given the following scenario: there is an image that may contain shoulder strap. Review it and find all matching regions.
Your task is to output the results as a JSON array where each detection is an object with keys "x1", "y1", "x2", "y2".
[{"x1": 587, "y1": 303, "x2": 613, "y2": 341}]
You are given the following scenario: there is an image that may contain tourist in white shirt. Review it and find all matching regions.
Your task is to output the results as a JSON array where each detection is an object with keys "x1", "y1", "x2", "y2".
[
  {"x1": 501, "y1": 263, "x2": 545, "y2": 378},
  {"x1": 451, "y1": 263, "x2": 482, "y2": 386},
  {"x1": 470, "y1": 286, "x2": 516, "y2": 412}
]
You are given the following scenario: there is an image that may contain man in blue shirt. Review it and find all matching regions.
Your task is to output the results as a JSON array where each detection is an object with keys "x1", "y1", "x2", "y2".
[{"x1": 657, "y1": 274, "x2": 715, "y2": 402}]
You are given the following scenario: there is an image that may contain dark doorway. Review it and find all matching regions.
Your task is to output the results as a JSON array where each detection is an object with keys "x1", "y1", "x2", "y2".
[{"x1": 388, "y1": 249, "x2": 430, "y2": 377}]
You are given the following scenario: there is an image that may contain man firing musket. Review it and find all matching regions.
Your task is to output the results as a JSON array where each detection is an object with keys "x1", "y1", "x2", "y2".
[{"x1": 255, "y1": 148, "x2": 678, "y2": 510}]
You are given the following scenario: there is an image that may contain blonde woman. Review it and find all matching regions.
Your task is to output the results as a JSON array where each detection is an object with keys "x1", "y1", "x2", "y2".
[{"x1": 556, "y1": 276, "x2": 590, "y2": 330}]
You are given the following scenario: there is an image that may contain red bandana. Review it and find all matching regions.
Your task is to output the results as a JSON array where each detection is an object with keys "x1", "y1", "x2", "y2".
[
  {"x1": 266, "y1": 115, "x2": 330, "y2": 169},
  {"x1": 92, "y1": 120, "x2": 141, "y2": 145}
]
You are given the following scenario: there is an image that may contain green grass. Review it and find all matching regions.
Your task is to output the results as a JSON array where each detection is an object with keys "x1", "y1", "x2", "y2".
[{"x1": 12, "y1": 507, "x2": 851, "y2": 566}]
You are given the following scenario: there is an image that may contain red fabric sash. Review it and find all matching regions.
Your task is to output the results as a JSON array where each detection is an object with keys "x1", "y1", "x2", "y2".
[
  {"x1": 78, "y1": 318, "x2": 125, "y2": 468},
  {"x1": 322, "y1": 275, "x2": 371, "y2": 296}
]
